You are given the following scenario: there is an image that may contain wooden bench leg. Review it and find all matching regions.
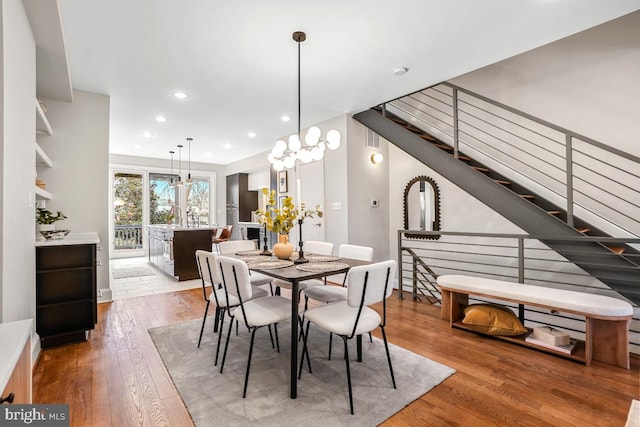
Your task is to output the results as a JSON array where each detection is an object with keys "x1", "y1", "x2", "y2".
[
  {"x1": 586, "y1": 317, "x2": 630, "y2": 369},
  {"x1": 440, "y1": 290, "x2": 468, "y2": 325}
]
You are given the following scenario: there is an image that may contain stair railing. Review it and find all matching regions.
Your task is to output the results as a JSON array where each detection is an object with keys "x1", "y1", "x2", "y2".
[
  {"x1": 384, "y1": 83, "x2": 640, "y2": 240},
  {"x1": 398, "y1": 247, "x2": 440, "y2": 303},
  {"x1": 396, "y1": 229, "x2": 640, "y2": 352}
]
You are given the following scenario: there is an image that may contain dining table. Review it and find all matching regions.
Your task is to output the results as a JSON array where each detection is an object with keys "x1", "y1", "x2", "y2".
[{"x1": 236, "y1": 252, "x2": 371, "y2": 399}]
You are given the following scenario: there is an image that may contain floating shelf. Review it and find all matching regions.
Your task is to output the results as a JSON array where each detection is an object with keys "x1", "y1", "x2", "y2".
[
  {"x1": 36, "y1": 143, "x2": 53, "y2": 168},
  {"x1": 35, "y1": 186, "x2": 52, "y2": 200},
  {"x1": 36, "y1": 99, "x2": 53, "y2": 136}
]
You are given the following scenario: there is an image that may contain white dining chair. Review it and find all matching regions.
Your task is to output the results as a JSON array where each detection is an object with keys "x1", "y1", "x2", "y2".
[
  {"x1": 194, "y1": 250, "x2": 269, "y2": 365},
  {"x1": 217, "y1": 256, "x2": 292, "y2": 398},
  {"x1": 303, "y1": 243, "x2": 374, "y2": 304},
  {"x1": 299, "y1": 259, "x2": 397, "y2": 414},
  {"x1": 273, "y1": 240, "x2": 335, "y2": 297},
  {"x1": 218, "y1": 240, "x2": 275, "y2": 294}
]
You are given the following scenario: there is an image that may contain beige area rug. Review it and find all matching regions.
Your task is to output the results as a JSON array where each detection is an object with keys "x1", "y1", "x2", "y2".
[
  {"x1": 626, "y1": 400, "x2": 640, "y2": 427},
  {"x1": 149, "y1": 318, "x2": 455, "y2": 427},
  {"x1": 112, "y1": 266, "x2": 157, "y2": 279}
]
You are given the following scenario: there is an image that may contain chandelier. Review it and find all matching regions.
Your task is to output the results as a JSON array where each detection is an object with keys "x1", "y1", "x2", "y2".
[{"x1": 268, "y1": 31, "x2": 341, "y2": 172}]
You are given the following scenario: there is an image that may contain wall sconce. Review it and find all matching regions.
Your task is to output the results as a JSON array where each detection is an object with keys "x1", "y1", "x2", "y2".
[{"x1": 371, "y1": 152, "x2": 384, "y2": 164}]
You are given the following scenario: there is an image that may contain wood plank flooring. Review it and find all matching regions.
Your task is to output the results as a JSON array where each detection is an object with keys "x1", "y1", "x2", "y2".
[{"x1": 32, "y1": 288, "x2": 639, "y2": 426}]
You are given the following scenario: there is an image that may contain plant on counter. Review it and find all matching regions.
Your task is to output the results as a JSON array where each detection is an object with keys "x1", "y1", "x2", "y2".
[
  {"x1": 255, "y1": 188, "x2": 322, "y2": 234},
  {"x1": 36, "y1": 207, "x2": 67, "y2": 224}
]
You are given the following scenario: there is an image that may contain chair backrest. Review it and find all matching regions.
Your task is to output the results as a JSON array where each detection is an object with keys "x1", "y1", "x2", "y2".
[
  {"x1": 195, "y1": 250, "x2": 221, "y2": 302},
  {"x1": 218, "y1": 239, "x2": 256, "y2": 255},
  {"x1": 218, "y1": 256, "x2": 253, "y2": 302},
  {"x1": 346, "y1": 260, "x2": 397, "y2": 308},
  {"x1": 304, "y1": 240, "x2": 334, "y2": 256},
  {"x1": 339, "y1": 244, "x2": 374, "y2": 261}
]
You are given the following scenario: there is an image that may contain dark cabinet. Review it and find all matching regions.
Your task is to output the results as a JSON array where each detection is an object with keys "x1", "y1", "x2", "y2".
[
  {"x1": 226, "y1": 173, "x2": 258, "y2": 239},
  {"x1": 147, "y1": 226, "x2": 214, "y2": 281},
  {"x1": 36, "y1": 243, "x2": 97, "y2": 348}
]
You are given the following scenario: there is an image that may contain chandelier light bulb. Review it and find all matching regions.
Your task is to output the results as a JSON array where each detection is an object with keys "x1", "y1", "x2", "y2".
[
  {"x1": 326, "y1": 129, "x2": 341, "y2": 150},
  {"x1": 311, "y1": 146, "x2": 324, "y2": 161},
  {"x1": 318, "y1": 141, "x2": 326, "y2": 151},
  {"x1": 267, "y1": 153, "x2": 276, "y2": 163},
  {"x1": 288, "y1": 134, "x2": 301, "y2": 152},
  {"x1": 305, "y1": 127, "x2": 321, "y2": 146},
  {"x1": 283, "y1": 155, "x2": 296, "y2": 169},
  {"x1": 276, "y1": 139, "x2": 287, "y2": 151},
  {"x1": 299, "y1": 149, "x2": 313, "y2": 163},
  {"x1": 273, "y1": 159, "x2": 285, "y2": 171}
]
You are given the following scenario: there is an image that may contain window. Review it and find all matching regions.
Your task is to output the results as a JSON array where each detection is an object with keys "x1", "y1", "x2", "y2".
[
  {"x1": 113, "y1": 172, "x2": 143, "y2": 250},
  {"x1": 150, "y1": 173, "x2": 178, "y2": 224},
  {"x1": 186, "y1": 177, "x2": 210, "y2": 226}
]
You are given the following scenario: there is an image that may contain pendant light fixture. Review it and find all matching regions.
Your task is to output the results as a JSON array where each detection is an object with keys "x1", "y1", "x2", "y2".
[
  {"x1": 186, "y1": 137, "x2": 193, "y2": 187},
  {"x1": 176, "y1": 144, "x2": 184, "y2": 187},
  {"x1": 268, "y1": 31, "x2": 341, "y2": 171},
  {"x1": 169, "y1": 150, "x2": 176, "y2": 187}
]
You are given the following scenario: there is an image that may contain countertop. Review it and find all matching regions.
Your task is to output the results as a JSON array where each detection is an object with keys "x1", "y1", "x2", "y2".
[
  {"x1": 144, "y1": 225, "x2": 223, "y2": 231},
  {"x1": 0, "y1": 319, "x2": 32, "y2": 393},
  {"x1": 238, "y1": 222, "x2": 262, "y2": 227},
  {"x1": 35, "y1": 231, "x2": 100, "y2": 247}
]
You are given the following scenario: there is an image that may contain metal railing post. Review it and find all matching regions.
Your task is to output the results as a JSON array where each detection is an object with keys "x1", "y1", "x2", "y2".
[
  {"x1": 565, "y1": 135, "x2": 574, "y2": 228},
  {"x1": 452, "y1": 88, "x2": 459, "y2": 159},
  {"x1": 397, "y1": 230, "x2": 404, "y2": 300},
  {"x1": 518, "y1": 237, "x2": 525, "y2": 284}
]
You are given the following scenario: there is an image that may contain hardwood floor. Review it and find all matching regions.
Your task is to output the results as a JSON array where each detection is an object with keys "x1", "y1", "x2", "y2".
[{"x1": 32, "y1": 288, "x2": 639, "y2": 426}]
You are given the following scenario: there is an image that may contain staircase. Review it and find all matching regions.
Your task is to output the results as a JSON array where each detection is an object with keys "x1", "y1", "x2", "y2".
[{"x1": 353, "y1": 87, "x2": 640, "y2": 305}]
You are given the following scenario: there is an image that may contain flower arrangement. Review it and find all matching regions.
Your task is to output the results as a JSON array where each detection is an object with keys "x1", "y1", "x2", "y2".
[
  {"x1": 36, "y1": 208, "x2": 67, "y2": 225},
  {"x1": 255, "y1": 188, "x2": 322, "y2": 235}
]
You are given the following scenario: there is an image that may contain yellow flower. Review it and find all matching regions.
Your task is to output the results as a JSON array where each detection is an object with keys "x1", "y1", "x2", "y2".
[{"x1": 255, "y1": 188, "x2": 322, "y2": 234}]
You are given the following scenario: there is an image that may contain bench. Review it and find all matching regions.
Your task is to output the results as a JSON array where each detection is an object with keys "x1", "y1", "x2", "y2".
[{"x1": 437, "y1": 274, "x2": 633, "y2": 369}]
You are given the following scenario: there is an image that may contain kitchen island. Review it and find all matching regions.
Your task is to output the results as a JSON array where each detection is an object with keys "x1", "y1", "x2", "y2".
[{"x1": 146, "y1": 225, "x2": 221, "y2": 281}]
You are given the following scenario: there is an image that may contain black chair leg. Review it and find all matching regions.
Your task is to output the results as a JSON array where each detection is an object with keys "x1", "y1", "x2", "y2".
[
  {"x1": 342, "y1": 336, "x2": 354, "y2": 415},
  {"x1": 213, "y1": 306, "x2": 221, "y2": 333},
  {"x1": 197, "y1": 300, "x2": 210, "y2": 348},
  {"x1": 380, "y1": 326, "x2": 396, "y2": 389},
  {"x1": 273, "y1": 323, "x2": 280, "y2": 353},
  {"x1": 328, "y1": 332, "x2": 333, "y2": 360},
  {"x1": 298, "y1": 319, "x2": 312, "y2": 379},
  {"x1": 243, "y1": 328, "x2": 258, "y2": 398},
  {"x1": 219, "y1": 315, "x2": 235, "y2": 373},
  {"x1": 267, "y1": 325, "x2": 275, "y2": 349},
  {"x1": 214, "y1": 308, "x2": 226, "y2": 366},
  {"x1": 368, "y1": 332, "x2": 373, "y2": 343}
]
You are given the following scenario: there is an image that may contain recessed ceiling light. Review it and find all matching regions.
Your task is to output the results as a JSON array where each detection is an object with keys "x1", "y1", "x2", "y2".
[
  {"x1": 281, "y1": 115, "x2": 291, "y2": 122},
  {"x1": 143, "y1": 131, "x2": 152, "y2": 138},
  {"x1": 205, "y1": 152, "x2": 212, "y2": 157},
  {"x1": 134, "y1": 144, "x2": 142, "y2": 149},
  {"x1": 173, "y1": 91, "x2": 189, "y2": 99},
  {"x1": 155, "y1": 115, "x2": 166, "y2": 123},
  {"x1": 248, "y1": 132, "x2": 256, "y2": 138},
  {"x1": 393, "y1": 66, "x2": 409, "y2": 76},
  {"x1": 223, "y1": 143, "x2": 231, "y2": 149}
]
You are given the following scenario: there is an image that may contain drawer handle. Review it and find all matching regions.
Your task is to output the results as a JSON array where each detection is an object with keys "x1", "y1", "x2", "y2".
[{"x1": 1, "y1": 392, "x2": 14, "y2": 404}]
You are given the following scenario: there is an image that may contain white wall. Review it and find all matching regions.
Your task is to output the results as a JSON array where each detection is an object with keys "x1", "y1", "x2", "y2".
[
  {"x1": 0, "y1": 0, "x2": 37, "y2": 324},
  {"x1": 450, "y1": 10, "x2": 640, "y2": 159},
  {"x1": 38, "y1": 90, "x2": 110, "y2": 293}
]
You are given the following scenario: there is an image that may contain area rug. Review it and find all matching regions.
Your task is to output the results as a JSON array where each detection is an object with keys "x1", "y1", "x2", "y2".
[
  {"x1": 626, "y1": 400, "x2": 639, "y2": 427},
  {"x1": 149, "y1": 318, "x2": 455, "y2": 427},
  {"x1": 112, "y1": 266, "x2": 156, "y2": 279}
]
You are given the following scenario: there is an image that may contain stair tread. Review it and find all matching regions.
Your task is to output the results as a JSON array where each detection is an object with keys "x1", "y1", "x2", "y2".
[
  {"x1": 419, "y1": 133, "x2": 436, "y2": 141},
  {"x1": 576, "y1": 227, "x2": 591, "y2": 234},
  {"x1": 434, "y1": 143, "x2": 454, "y2": 151},
  {"x1": 519, "y1": 194, "x2": 535, "y2": 200},
  {"x1": 547, "y1": 211, "x2": 562, "y2": 215},
  {"x1": 456, "y1": 155, "x2": 472, "y2": 162},
  {"x1": 608, "y1": 246, "x2": 625, "y2": 255},
  {"x1": 495, "y1": 179, "x2": 511, "y2": 185}
]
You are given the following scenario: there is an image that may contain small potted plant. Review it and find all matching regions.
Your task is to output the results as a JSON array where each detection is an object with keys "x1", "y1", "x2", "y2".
[{"x1": 36, "y1": 207, "x2": 67, "y2": 232}]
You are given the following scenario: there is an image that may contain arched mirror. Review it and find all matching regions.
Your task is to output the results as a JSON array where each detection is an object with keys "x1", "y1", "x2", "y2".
[{"x1": 403, "y1": 175, "x2": 441, "y2": 239}]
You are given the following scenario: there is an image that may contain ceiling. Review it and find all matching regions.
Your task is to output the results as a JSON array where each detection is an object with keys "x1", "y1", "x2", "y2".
[{"x1": 47, "y1": 1, "x2": 639, "y2": 165}]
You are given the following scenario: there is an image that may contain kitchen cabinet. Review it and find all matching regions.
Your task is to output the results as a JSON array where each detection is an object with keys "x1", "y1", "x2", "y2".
[
  {"x1": 0, "y1": 319, "x2": 32, "y2": 404},
  {"x1": 147, "y1": 225, "x2": 217, "y2": 281},
  {"x1": 226, "y1": 173, "x2": 258, "y2": 240},
  {"x1": 35, "y1": 233, "x2": 99, "y2": 348}
]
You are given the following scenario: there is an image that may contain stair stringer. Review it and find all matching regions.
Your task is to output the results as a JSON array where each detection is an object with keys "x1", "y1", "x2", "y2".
[{"x1": 354, "y1": 108, "x2": 640, "y2": 304}]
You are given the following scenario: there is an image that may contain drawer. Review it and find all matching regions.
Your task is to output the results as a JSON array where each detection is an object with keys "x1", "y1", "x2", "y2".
[
  {"x1": 37, "y1": 268, "x2": 94, "y2": 305},
  {"x1": 37, "y1": 301, "x2": 94, "y2": 337},
  {"x1": 37, "y1": 245, "x2": 95, "y2": 270}
]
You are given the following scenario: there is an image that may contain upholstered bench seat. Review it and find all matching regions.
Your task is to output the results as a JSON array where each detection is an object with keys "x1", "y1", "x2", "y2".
[{"x1": 437, "y1": 274, "x2": 633, "y2": 369}]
